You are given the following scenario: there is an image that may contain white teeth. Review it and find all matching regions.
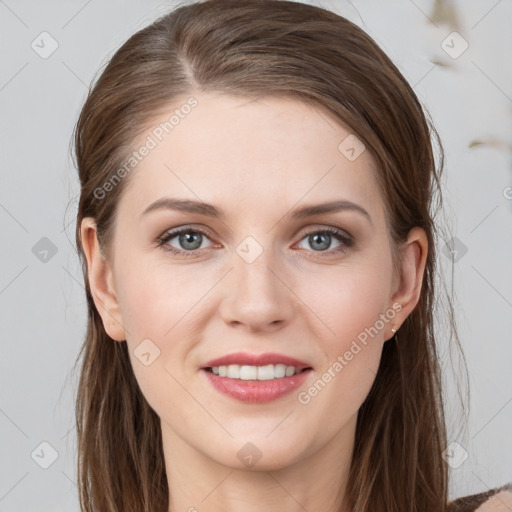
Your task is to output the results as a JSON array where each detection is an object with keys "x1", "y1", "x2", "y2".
[
  {"x1": 227, "y1": 365, "x2": 240, "y2": 378},
  {"x1": 209, "y1": 364, "x2": 304, "y2": 380},
  {"x1": 274, "y1": 364, "x2": 286, "y2": 378},
  {"x1": 240, "y1": 365, "x2": 258, "y2": 380},
  {"x1": 257, "y1": 364, "x2": 274, "y2": 381}
]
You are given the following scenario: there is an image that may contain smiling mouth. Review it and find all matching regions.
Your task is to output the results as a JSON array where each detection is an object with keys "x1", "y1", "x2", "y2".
[{"x1": 204, "y1": 364, "x2": 313, "y2": 381}]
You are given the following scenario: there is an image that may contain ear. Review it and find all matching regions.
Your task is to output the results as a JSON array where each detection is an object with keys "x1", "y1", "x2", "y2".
[
  {"x1": 80, "y1": 217, "x2": 126, "y2": 342},
  {"x1": 387, "y1": 227, "x2": 428, "y2": 339}
]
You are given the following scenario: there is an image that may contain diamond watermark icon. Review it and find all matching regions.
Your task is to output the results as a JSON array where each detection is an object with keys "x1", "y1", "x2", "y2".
[
  {"x1": 237, "y1": 442, "x2": 262, "y2": 468},
  {"x1": 236, "y1": 236, "x2": 264, "y2": 264},
  {"x1": 31, "y1": 441, "x2": 59, "y2": 469},
  {"x1": 442, "y1": 441, "x2": 468, "y2": 469},
  {"x1": 31, "y1": 31, "x2": 59, "y2": 59},
  {"x1": 134, "y1": 338, "x2": 161, "y2": 366},
  {"x1": 32, "y1": 237, "x2": 58, "y2": 263},
  {"x1": 338, "y1": 134, "x2": 365, "y2": 161},
  {"x1": 442, "y1": 236, "x2": 468, "y2": 263},
  {"x1": 441, "y1": 31, "x2": 468, "y2": 59}
]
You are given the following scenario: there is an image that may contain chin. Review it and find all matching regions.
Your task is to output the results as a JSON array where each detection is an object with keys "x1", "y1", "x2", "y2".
[{"x1": 205, "y1": 433, "x2": 312, "y2": 472}]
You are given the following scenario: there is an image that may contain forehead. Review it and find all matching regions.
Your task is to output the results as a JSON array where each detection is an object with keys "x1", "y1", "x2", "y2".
[{"x1": 117, "y1": 92, "x2": 384, "y2": 223}]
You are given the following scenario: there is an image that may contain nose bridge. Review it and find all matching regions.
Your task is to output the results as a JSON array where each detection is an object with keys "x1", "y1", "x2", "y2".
[
  {"x1": 233, "y1": 233, "x2": 280, "y2": 298},
  {"x1": 220, "y1": 232, "x2": 294, "y2": 329}
]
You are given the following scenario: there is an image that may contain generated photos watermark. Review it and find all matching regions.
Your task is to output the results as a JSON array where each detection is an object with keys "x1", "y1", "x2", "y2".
[
  {"x1": 297, "y1": 302, "x2": 402, "y2": 405},
  {"x1": 93, "y1": 96, "x2": 198, "y2": 200}
]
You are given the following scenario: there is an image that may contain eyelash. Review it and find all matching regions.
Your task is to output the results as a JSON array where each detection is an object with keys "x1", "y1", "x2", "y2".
[{"x1": 156, "y1": 225, "x2": 354, "y2": 259}]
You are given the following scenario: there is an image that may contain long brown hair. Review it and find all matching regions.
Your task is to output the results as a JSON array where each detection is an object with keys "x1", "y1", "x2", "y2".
[{"x1": 71, "y1": 1, "x2": 468, "y2": 510}]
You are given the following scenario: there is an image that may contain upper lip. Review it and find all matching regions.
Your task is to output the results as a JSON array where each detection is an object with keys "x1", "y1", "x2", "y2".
[{"x1": 202, "y1": 352, "x2": 312, "y2": 371}]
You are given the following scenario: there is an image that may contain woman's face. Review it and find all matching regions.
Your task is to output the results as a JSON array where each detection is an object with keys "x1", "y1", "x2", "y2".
[{"x1": 83, "y1": 92, "x2": 423, "y2": 472}]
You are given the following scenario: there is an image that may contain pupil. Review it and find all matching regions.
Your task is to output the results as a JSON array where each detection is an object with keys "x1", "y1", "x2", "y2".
[
  {"x1": 310, "y1": 233, "x2": 330, "y2": 251},
  {"x1": 180, "y1": 232, "x2": 201, "y2": 250}
]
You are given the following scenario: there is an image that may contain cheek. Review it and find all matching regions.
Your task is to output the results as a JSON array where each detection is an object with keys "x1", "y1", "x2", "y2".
[
  {"x1": 295, "y1": 260, "x2": 391, "y2": 413},
  {"x1": 114, "y1": 254, "x2": 203, "y2": 340},
  {"x1": 113, "y1": 256, "x2": 211, "y2": 400},
  {"x1": 303, "y1": 260, "x2": 391, "y2": 346}
]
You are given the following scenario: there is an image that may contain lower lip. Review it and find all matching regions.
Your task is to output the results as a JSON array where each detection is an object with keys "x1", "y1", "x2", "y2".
[{"x1": 201, "y1": 368, "x2": 312, "y2": 403}]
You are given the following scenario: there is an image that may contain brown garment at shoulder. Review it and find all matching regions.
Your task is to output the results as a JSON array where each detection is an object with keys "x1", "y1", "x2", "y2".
[{"x1": 448, "y1": 482, "x2": 512, "y2": 511}]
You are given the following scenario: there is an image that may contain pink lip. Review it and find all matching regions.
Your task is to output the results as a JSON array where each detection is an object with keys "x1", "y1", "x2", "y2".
[
  {"x1": 201, "y1": 367, "x2": 312, "y2": 404},
  {"x1": 200, "y1": 352, "x2": 313, "y2": 404},
  {"x1": 202, "y1": 351, "x2": 312, "y2": 371}
]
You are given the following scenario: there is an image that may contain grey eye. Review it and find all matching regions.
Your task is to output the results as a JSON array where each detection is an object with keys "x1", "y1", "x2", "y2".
[{"x1": 176, "y1": 231, "x2": 203, "y2": 251}]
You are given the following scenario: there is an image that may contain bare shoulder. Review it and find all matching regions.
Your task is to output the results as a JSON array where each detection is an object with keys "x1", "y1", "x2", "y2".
[
  {"x1": 448, "y1": 483, "x2": 512, "y2": 512},
  {"x1": 474, "y1": 487, "x2": 512, "y2": 512}
]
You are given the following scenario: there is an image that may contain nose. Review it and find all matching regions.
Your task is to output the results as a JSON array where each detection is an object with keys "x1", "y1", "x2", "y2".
[{"x1": 218, "y1": 240, "x2": 296, "y2": 332}]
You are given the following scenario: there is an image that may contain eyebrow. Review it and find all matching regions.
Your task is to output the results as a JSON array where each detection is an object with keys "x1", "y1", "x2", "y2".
[{"x1": 140, "y1": 198, "x2": 372, "y2": 225}]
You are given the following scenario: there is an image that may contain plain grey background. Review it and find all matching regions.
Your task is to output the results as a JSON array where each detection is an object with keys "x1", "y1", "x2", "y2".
[{"x1": 1, "y1": 0, "x2": 511, "y2": 510}]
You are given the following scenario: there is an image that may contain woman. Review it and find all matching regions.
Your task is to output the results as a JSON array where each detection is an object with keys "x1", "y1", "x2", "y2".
[{"x1": 71, "y1": 0, "x2": 511, "y2": 510}]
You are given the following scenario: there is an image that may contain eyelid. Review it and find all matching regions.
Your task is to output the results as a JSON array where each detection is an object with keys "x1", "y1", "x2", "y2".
[
  {"x1": 156, "y1": 224, "x2": 219, "y2": 252},
  {"x1": 295, "y1": 224, "x2": 353, "y2": 241},
  {"x1": 158, "y1": 223, "x2": 216, "y2": 239}
]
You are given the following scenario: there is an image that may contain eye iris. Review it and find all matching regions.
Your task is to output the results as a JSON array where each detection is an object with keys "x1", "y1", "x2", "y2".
[
  {"x1": 309, "y1": 233, "x2": 331, "y2": 251},
  {"x1": 180, "y1": 231, "x2": 202, "y2": 250}
]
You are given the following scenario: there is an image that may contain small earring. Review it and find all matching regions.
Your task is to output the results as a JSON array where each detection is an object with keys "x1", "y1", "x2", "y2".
[{"x1": 391, "y1": 327, "x2": 397, "y2": 333}]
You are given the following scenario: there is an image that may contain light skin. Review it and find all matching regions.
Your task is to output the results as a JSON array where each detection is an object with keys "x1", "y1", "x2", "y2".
[{"x1": 81, "y1": 92, "x2": 427, "y2": 512}]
